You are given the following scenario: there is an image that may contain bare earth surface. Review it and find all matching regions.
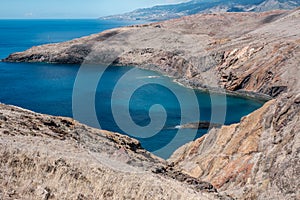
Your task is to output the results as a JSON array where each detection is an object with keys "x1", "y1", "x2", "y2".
[
  {"x1": 2, "y1": 9, "x2": 300, "y2": 200},
  {"x1": 0, "y1": 104, "x2": 228, "y2": 200}
]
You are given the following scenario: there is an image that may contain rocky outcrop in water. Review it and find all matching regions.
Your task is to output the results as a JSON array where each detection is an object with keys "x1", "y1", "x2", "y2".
[
  {"x1": 169, "y1": 94, "x2": 300, "y2": 199},
  {"x1": 175, "y1": 121, "x2": 223, "y2": 129}
]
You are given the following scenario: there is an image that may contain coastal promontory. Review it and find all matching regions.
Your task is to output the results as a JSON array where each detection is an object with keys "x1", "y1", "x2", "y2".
[{"x1": 2, "y1": 9, "x2": 300, "y2": 199}]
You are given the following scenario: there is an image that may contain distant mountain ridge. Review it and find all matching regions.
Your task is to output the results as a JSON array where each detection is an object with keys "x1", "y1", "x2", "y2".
[{"x1": 100, "y1": 0, "x2": 300, "y2": 21}]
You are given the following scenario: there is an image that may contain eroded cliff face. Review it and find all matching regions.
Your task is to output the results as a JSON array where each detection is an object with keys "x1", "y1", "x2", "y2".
[
  {"x1": 0, "y1": 104, "x2": 227, "y2": 200},
  {"x1": 2, "y1": 9, "x2": 300, "y2": 200},
  {"x1": 4, "y1": 10, "x2": 300, "y2": 98},
  {"x1": 169, "y1": 94, "x2": 300, "y2": 199}
]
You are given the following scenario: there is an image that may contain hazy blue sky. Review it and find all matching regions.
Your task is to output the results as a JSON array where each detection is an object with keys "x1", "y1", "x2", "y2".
[{"x1": 0, "y1": 0, "x2": 188, "y2": 19}]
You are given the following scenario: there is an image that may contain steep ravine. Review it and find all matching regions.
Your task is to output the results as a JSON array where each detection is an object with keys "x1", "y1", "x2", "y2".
[
  {"x1": 169, "y1": 94, "x2": 300, "y2": 199},
  {"x1": 2, "y1": 9, "x2": 300, "y2": 199}
]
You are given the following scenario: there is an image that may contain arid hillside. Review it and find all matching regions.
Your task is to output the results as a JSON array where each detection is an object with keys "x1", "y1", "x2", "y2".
[
  {"x1": 0, "y1": 104, "x2": 228, "y2": 199},
  {"x1": 2, "y1": 9, "x2": 300, "y2": 199},
  {"x1": 4, "y1": 9, "x2": 300, "y2": 97}
]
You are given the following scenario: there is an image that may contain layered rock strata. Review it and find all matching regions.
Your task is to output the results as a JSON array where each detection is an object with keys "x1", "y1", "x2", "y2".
[{"x1": 2, "y1": 9, "x2": 300, "y2": 200}]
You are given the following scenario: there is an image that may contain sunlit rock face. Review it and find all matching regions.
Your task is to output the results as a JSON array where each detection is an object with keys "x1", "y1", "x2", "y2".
[
  {"x1": 4, "y1": 10, "x2": 300, "y2": 97},
  {"x1": 2, "y1": 9, "x2": 300, "y2": 199},
  {"x1": 169, "y1": 94, "x2": 300, "y2": 199}
]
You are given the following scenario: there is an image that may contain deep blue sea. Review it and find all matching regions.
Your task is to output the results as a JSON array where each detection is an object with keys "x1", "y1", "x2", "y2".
[{"x1": 0, "y1": 20, "x2": 265, "y2": 158}]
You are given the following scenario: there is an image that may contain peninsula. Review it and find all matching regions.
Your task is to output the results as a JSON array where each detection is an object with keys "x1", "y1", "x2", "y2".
[{"x1": 2, "y1": 9, "x2": 300, "y2": 199}]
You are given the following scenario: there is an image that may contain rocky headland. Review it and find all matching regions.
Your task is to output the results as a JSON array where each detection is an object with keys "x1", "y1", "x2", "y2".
[
  {"x1": 4, "y1": 10, "x2": 300, "y2": 98},
  {"x1": 2, "y1": 9, "x2": 300, "y2": 199}
]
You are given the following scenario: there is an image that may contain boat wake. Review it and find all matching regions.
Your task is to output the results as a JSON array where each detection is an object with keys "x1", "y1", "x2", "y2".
[{"x1": 136, "y1": 76, "x2": 161, "y2": 79}]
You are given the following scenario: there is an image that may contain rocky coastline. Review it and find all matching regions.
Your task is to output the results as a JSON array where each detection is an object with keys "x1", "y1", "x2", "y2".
[
  {"x1": 4, "y1": 10, "x2": 299, "y2": 99},
  {"x1": 1, "y1": 9, "x2": 300, "y2": 199}
]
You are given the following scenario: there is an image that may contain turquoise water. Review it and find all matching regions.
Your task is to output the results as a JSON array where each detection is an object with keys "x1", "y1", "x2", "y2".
[{"x1": 0, "y1": 20, "x2": 265, "y2": 159}]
